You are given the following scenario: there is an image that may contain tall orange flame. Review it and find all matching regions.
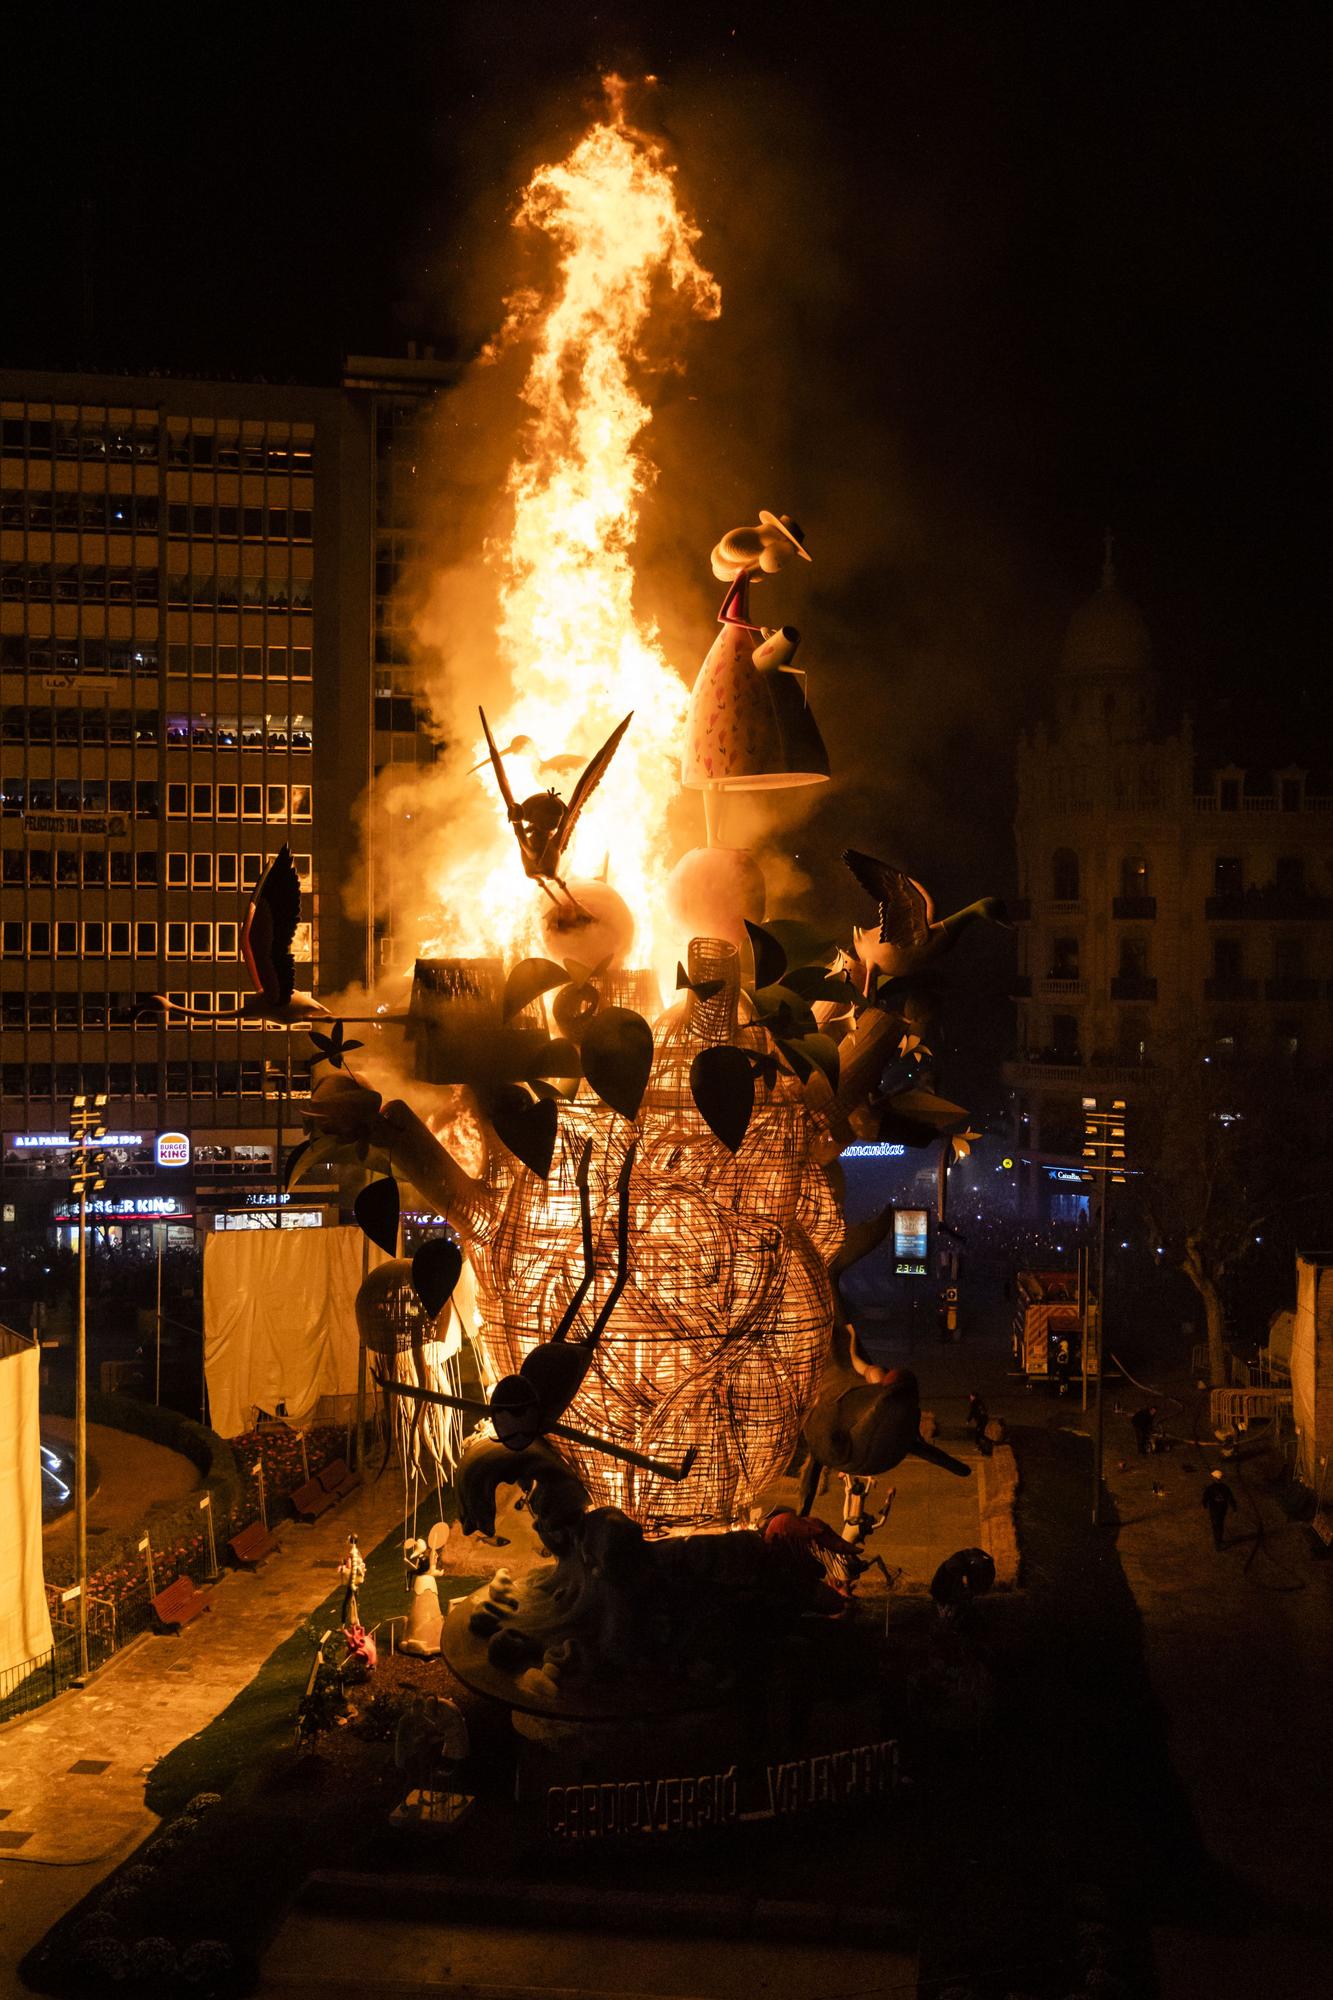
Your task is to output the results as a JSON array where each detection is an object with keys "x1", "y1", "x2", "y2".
[{"x1": 427, "y1": 80, "x2": 719, "y2": 980}]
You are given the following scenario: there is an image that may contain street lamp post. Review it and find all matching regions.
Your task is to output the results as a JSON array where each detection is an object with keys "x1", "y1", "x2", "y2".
[
  {"x1": 1082, "y1": 1096, "x2": 1129, "y2": 1528},
  {"x1": 69, "y1": 1092, "x2": 107, "y2": 1681}
]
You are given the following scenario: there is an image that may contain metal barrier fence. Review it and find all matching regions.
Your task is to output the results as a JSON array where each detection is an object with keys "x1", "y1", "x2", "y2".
[{"x1": 0, "y1": 1622, "x2": 117, "y2": 1726}]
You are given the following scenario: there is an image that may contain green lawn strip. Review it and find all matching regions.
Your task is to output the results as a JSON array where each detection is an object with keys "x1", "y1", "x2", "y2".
[{"x1": 23, "y1": 1506, "x2": 473, "y2": 1995}]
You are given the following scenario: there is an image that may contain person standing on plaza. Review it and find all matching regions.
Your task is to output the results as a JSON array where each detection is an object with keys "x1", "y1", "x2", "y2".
[
  {"x1": 1131, "y1": 1404, "x2": 1157, "y2": 1456},
  {"x1": 1202, "y1": 1470, "x2": 1237, "y2": 1550}
]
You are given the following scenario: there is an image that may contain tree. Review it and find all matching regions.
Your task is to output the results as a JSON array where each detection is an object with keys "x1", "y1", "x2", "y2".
[{"x1": 1133, "y1": 1035, "x2": 1330, "y2": 1388}]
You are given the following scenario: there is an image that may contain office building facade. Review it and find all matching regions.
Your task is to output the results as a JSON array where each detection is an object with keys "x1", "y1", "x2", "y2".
[
  {"x1": 0, "y1": 360, "x2": 447, "y2": 1246},
  {"x1": 1005, "y1": 549, "x2": 1333, "y2": 1218}
]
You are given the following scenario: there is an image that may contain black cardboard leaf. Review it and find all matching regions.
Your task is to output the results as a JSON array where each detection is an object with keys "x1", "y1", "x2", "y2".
[
  {"x1": 412, "y1": 1236, "x2": 464, "y2": 1318},
  {"x1": 764, "y1": 919, "x2": 837, "y2": 971},
  {"x1": 753, "y1": 983, "x2": 817, "y2": 1038},
  {"x1": 690, "y1": 1045, "x2": 755, "y2": 1153},
  {"x1": 354, "y1": 1175, "x2": 400, "y2": 1255},
  {"x1": 502, "y1": 957, "x2": 569, "y2": 1022},
  {"x1": 528, "y1": 1036, "x2": 581, "y2": 1080},
  {"x1": 491, "y1": 1087, "x2": 558, "y2": 1178},
  {"x1": 744, "y1": 919, "x2": 788, "y2": 992},
  {"x1": 282, "y1": 1139, "x2": 312, "y2": 1189},
  {"x1": 579, "y1": 1006, "x2": 654, "y2": 1121}
]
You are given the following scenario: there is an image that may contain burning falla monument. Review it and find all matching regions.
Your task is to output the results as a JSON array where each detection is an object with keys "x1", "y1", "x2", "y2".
[{"x1": 295, "y1": 82, "x2": 995, "y2": 1703}]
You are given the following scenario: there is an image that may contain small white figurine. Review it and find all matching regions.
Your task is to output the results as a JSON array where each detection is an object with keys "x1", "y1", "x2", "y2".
[{"x1": 399, "y1": 1521, "x2": 449, "y2": 1659}]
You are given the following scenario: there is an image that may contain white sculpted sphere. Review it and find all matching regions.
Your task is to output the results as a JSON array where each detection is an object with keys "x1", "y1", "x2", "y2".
[
  {"x1": 665, "y1": 846, "x2": 766, "y2": 951},
  {"x1": 537, "y1": 879, "x2": 636, "y2": 972}
]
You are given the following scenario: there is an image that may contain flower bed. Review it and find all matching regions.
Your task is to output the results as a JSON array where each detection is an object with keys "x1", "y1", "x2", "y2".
[{"x1": 40, "y1": 1394, "x2": 361, "y2": 1631}]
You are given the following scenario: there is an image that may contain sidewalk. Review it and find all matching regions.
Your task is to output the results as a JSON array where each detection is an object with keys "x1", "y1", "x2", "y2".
[{"x1": 0, "y1": 1467, "x2": 408, "y2": 1982}]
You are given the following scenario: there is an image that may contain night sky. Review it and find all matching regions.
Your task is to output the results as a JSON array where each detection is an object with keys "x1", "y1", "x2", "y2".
[{"x1": 7, "y1": 3, "x2": 1329, "y2": 1075}]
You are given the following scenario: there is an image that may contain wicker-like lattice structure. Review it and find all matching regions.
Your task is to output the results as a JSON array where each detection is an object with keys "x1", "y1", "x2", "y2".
[{"x1": 462, "y1": 941, "x2": 839, "y2": 1531}]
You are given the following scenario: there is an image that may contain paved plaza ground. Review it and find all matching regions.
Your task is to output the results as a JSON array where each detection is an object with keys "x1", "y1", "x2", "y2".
[{"x1": 3, "y1": 1295, "x2": 1331, "y2": 1996}]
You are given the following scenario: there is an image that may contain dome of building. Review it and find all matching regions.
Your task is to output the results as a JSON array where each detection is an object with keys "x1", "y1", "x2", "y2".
[{"x1": 1062, "y1": 539, "x2": 1151, "y2": 677}]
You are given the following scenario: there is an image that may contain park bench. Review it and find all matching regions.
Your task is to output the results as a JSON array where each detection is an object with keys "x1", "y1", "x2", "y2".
[
  {"x1": 290, "y1": 1475, "x2": 338, "y2": 1522},
  {"x1": 151, "y1": 1575, "x2": 212, "y2": 1631},
  {"x1": 317, "y1": 1457, "x2": 362, "y2": 1503},
  {"x1": 227, "y1": 1519, "x2": 282, "y2": 1569}
]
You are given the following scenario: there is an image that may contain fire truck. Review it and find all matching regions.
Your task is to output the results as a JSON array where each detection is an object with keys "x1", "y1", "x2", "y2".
[{"x1": 1012, "y1": 1268, "x2": 1087, "y2": 1389}]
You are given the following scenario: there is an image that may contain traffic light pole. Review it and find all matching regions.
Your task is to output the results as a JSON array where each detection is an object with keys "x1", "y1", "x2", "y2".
[
  {"x1": 1092, "y1": 1171, "x2": 1109, "y2": 1527},
  {"x1": 74, "y1": 1176, "x2": 89, "y2": 1680}
]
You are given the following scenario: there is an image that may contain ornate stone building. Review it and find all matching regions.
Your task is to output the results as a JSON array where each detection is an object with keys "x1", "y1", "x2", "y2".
[{"x1": 1005, "y1": 544, "x2": 1333, "y2": 1217}]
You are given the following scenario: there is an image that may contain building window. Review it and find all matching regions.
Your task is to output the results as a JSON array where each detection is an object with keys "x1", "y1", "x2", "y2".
[
  {"x1": 242, "y1": 784, "x2": 264, "y2": 821},
  {"x1": 217, "y1": 854, "x2": 239, "y2": 890},
  {"x1": 191, "y1": 922, "x2": 213, "y2": 958},
  {"x1": 266, "y1": 784, "x2": 288, "y2": 820},
  {"x1": 1275, "y1": 855, "x2": 1304, "y2": 897},
  {"x1": 1050, "y1": 1013, "x2": 1080, "y2": 1059},
  {"x1": 1219, "y1": 779, "x2": 1240, "y2": 811},
  {"x1": 166, "y1": 782, "x2": 188, "y2": 819},
  {"x1": 1213, "y1": 937, "x2": 1243, "y2": 982},
  {"x1": 1051, "y1": 848, "x2": 1079, "y2": 901},
  {"x1": 166, "y1": 922, "x2": 188, "y2": 959},
  {"x1": 2, "y1": 920, "x2": 23, "y2": 955},
  {"x1": 28, "y1": 921, "x2": 52, "y2": 955},
  {"x1": 1275, "y1": 937, "x2": 1305, "y2": 982},
  {"x1": 1214, "y1": 856, "x2": 1243, "y2": 898},
  {"x1": 291, "y1": 647, "x2": 312, "y2": 681},
  {"x1": 242, "y1": 853, "x2": 263, "y2": 888},
  {"x1": 1118, "y1": 936, "x2": 1149, "y2": 979},
  {"x1": 109, "y1": 921, "x2": 132, "y2": 957},
  {"x1": 191, "y1": 853, "x2": 214, "y2": 889},
  {"x1": 135, "y1": 851, "x2": 158, "y2": 886},
  {"x1": 81, "y1": 921, "x2": 105, "y2": 955},
  {"x1": 135, "y1": 921, "x2": 158, "y2": 955},
  {"x1": 1050, "y1": 937, "x2": 1080, "y2": 979},
  {"x1": 1121, "y1": 856, "x2": 1150, "y2": 897},
  {"x1": 1281, "y1": 777, "x2": 1303, "y2": 812},
  {"x1": 167, "y1": 852, "x2": 188, "y2": 886},
  {"x1": 217, "y1": 783, "x2": 238, "y2": 819},
  {"x1": 216, "y1": 920, "x2": 239, "y2": 958},
  {"x1": 192, "y1": 783, "x2": 213, "y2": 819},
  {"x1": 290, "y1": 784, "x2": 311, "y2": 822}
]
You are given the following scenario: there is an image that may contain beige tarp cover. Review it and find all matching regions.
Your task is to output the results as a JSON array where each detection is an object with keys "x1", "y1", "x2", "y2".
[
  {"x1": 0, "y1": 1328, "x2": 54, "y2": 1676},
  {"x1": 1291, "y1": 1257, "x2": 1317, "y2": 1485},
  {"x1": 203, "y1": 1227, "x2": 384, "y2": 1439}
]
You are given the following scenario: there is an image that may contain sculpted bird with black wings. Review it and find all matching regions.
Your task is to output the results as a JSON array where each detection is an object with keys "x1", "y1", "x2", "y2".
[
  {"x1": 479, "y1": 707, "x2": 632, "y2": 918},
  {"x1": 155, "y1": 845, "x2": 328, "y2": 1024},
  {"x1": 843, "y1": 847, "x2": 1008, "y2": 985}
]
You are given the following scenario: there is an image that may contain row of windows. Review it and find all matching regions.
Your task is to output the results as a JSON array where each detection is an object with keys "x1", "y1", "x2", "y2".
[
  {"x1": 166, "y1": 644, "x2": 312, "y2": 680},
  {"x1": 2, "y1": 990, "x2": 295, "y2": 1032},
  {"x1": 1, "y1": 918, "x2": 242, "y2": 958},
  {"x1": 164, "y1": 850, "x2": 312, "y2": 890},
  {"x1": 2, "y1": 564, "x2": 160, "y2": 604},
  {"x1": 0, "y1": 777, "x2": 312, "y2": 821},
  {"x1": 2, "y1": 778, "x2": 159, "y2": 817},
  {"x1": 165, "y1": 504, "x2": 311, "y2": 542},
  {"x1": 1, "y1": 1060, "x2": 312, "y2": 1100},
  {"x1": 0, "y1": 492, "x2": 314, "y2": 542},
  {"x1": 1, "y1": 418, "x2": 159, "y2": 461},
  {"x1": 0, "y1": 639, "x2": 160, "y2": 678},
  {"x1": 165, "y1": 714, "x2": 311, "y2": 752},
  {"x1": 2, "y1": 848, "x2": 312, "y2": 891},
  {"x1": 3, "y1": 848, "x2": 160, "y2": 886},
  {"x1": 0, "y1": 708, "x2": 311, "y2": 752},
  {"x1": 2, "y1": 491, "x2": 160, "y2": 534},
  {"x1": 1, "y1": 566, "x2": 313, "y2": 611},
  {"x1": 1042, "y1": 935, "x2": 1315, "y2": 983},
  {"x1": 1, "y1": 416, "x2": 314, "y2": 472},
  {"x1": 3, "y1": 707, "x2": 159, "y2": 745},
  {"x1": 165, "y1": 573, "x2": 312, "y2": 611},
  {"x1": 1045, "y1": 852, "x2": 1312, "y2": 901},
  {"x1": 164, "y1": 781, "x2": 312, "y2": 822},
  {"x1": 1035, "y1": 1019, "x2": 1309, "y2": 1064}
]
